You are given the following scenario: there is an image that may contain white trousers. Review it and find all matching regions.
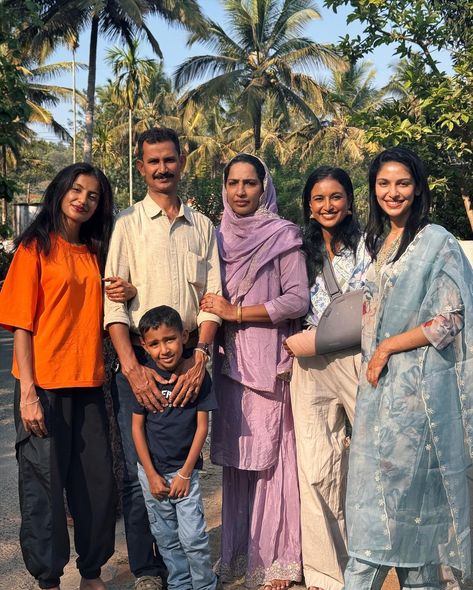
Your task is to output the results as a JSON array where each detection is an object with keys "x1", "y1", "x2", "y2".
[{"x1": 291, "y1": 348, "x2": 360, "y2": 590}]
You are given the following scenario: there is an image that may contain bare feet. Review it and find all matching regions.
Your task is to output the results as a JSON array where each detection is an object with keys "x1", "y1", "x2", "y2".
[
  {"x1": 79, "y1": 578, "x2": 106, "y2": 590},
  {"x1": 269, "y1": 580, "x2": 290, "y2": 590}
]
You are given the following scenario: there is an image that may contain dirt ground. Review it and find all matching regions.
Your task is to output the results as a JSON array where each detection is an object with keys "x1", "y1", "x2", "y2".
[{"x1": 199, "y1": 455, "x2": 401, "y2": 590}]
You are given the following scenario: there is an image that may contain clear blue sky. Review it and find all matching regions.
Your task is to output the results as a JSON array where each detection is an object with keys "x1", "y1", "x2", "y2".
[{"x1": 36, "y1": 0, "x2": 446, "y2": 142}]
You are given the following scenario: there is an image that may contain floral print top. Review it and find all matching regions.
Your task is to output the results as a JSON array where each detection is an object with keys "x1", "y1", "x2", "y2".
[{"x1": 305, "y1": 237, "x2": 371, "y2": 327}]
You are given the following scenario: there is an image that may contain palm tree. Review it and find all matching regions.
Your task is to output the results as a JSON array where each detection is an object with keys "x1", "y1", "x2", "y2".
[
  {"x1": 18, "y1": 0, "x2": 207, "y2": 161},
  {"x1": 106, "y1": 40, "x2": 157, "y2": 205},
  {"x1": 21, "y1": 60, "x2": 85, "y2": 141},
  {"x1": 174, "y1": 0, "x2": 344, "y2": 151},
  {"x1": 290, "y1": 61, "x2": 385, "y2": 163}
]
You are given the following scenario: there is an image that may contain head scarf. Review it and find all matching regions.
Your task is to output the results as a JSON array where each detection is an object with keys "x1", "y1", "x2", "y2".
[
  {"x1": 217, "y1": 155, "x2": 302, "y2": 302},
  {"x1": 216, "y1": 154, "x2": 303, "y2": 392}
]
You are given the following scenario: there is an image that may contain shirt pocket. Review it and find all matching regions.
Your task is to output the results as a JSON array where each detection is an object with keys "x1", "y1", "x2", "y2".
[{"x1": 186, "y1": 251, "x2": 207, "y2": 289}]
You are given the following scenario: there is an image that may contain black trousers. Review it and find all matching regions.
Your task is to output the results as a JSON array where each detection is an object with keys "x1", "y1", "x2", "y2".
[
  {"x1": 111, "y1": 345, "x2": 167, "y2": 579},
  {"x1": 14, "y1": 382, "x2": 116, "y2": 589}
]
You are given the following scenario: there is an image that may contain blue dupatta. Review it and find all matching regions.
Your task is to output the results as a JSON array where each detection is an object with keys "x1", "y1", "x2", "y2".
[{"x1": 346, "y1": 224, "x2": 473, "y2": 576}]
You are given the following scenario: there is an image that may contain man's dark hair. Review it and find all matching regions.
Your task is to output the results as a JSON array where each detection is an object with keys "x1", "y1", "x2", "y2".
[
  {"x1": 139, "y1": 305, "x2": 184, "y2": 337},
  {"x1": 136, "y1": 127, "x2": 181, "y2": 159}
]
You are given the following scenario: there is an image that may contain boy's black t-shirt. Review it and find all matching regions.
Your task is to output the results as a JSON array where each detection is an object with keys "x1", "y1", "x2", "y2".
[{"x1": 132, "y1": 358, "x2": 217, "y2": 475}]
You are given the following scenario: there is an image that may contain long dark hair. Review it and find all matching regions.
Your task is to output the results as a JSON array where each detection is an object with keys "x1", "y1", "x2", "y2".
[
  {"x1": 302, "y1": 166, "x2": 361, "y2": 284},
  {"x1": 365, "y1": 147, "x2": 431, "y2": 262},
  {"x1": 223, "y1": 153, "x2": 266, "y2": 184},
  {"x1": 15, "y1": 162, "x2": 114, "y2": 273}
]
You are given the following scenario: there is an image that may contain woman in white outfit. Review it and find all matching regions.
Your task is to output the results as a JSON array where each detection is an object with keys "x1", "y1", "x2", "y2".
[{"x1": 285, "y1": 166, "x2": 369, "y2": 590}]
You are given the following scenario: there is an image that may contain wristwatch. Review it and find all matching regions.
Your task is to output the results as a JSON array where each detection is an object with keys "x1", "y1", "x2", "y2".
[{"x1": 195, "y1": 342, "x2": 211, "y2": 357}]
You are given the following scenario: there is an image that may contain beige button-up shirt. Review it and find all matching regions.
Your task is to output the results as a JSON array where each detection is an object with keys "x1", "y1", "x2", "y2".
[{"x1": 104, "y1": 194, "x2": 222, "y2": 333}]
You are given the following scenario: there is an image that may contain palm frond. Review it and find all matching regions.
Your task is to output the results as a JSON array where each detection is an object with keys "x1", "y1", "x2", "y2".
[{"x1": 174, "y1": 55, "x2": 241, "y2": 91}]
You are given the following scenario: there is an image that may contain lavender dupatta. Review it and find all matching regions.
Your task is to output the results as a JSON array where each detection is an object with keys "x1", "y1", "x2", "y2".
[{"x1": 216, "y1": 155, "x2": 303, "y2": 392}]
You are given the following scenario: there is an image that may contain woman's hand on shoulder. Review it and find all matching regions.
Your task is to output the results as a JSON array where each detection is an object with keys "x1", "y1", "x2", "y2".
[
  {"x1": 200, "y1": 293, "x2": 237, "y2": 321},
  {"x1": 104, "y1": 276, "x2": 137, "y2": 303}
]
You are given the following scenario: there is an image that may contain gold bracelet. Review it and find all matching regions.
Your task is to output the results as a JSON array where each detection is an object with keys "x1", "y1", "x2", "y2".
[
  {"x1": 177, "y1": 471, "x2": 192, "y2": 480},
  {"x1": 236, "y1": 305, "x2": 242, "y2": 324},
  {"x1": 20, "y1": 397, "x2": 40, "y2": 408}
]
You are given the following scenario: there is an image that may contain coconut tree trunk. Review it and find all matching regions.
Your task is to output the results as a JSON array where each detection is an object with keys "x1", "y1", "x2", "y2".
[
  {"x1": 128, "y1": 108, "x2": 133, "y2": 206},
  {"x1": 462, "y1": 190, "x2": 473, "y2": 233},
  {"x1": 1, "y1": 145, "x2": 7, "y2": 225},
  {"x1": 253, "y1": 105, "x2": 262, "y2": 152},
  {"x1": 72, "y1": 44, "x2": 78, "y2": 163},
  {"x1": 84, "y1": 15, "x2": 99, "y2": 163}
]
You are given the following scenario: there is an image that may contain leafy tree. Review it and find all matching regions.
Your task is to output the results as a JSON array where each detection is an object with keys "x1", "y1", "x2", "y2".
[
  {"x1": 175, "y1": 0, "x2": 344, "y2": 151},
  {"x1": 289, "y1": 60, "x2": 384, "y2": 165},
  {"x1": 18, "y1": 0, "x2": 207, "y2": 162},
  {"x1": 9, "y1": 139, "x2": 72, "y2": 197},
  {"x1": 323, "y1": 0, "x2": 473, "y2": 236},
  {"x1": 0, "y1": 1, "x2": 35, "y2": 225},
  {"x1": 106, "y1": 40, "x2": 157, "y2": 206}
]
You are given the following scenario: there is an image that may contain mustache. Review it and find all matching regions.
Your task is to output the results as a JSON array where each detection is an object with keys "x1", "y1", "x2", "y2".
[{"x1": 153, "y1": 172, "x2": 174, "y2": 180}]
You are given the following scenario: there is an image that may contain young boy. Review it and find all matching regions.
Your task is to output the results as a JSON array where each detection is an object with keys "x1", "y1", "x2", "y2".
[{"x1": 132, "y1": 305, "x2": 220, "y2": 590}]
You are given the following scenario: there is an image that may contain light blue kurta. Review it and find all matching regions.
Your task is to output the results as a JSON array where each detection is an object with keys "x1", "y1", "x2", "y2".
[{"x1": 346, "y1": 224, "x2": 473, "y2": 576}]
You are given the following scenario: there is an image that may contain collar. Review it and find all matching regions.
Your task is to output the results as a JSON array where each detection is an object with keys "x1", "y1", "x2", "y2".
[{"x1": 142, "y1": 193, "x2": 193, "y2": 223}]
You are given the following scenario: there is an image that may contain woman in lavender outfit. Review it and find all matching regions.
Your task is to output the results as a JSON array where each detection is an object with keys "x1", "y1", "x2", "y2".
[{"x1": 200, "y1": 154, "x2": 309, "y2": 590}]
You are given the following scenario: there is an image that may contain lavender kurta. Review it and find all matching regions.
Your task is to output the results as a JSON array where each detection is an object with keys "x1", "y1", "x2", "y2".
[{"x1": 210, "y1": 247, "x2": 309, "y2": 470}]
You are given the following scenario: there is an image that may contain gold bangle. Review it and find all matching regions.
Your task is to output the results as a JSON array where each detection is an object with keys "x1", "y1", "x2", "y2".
[
  {"x1": 20, "y1": 396, "x2": 40, "y2": 408},
  {"x1": 236, "y1": 305, "x2": 242, "y2": 324}
]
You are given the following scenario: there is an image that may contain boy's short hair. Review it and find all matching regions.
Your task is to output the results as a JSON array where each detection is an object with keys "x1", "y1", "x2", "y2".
[{"x1": 139, "y1": 305, "x2": 184, "y2": 337}]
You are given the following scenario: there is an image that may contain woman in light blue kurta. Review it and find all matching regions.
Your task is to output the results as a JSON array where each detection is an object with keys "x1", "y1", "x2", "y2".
[{"x1": 344, "y1": 148, "x2": 473, "y2": 590}]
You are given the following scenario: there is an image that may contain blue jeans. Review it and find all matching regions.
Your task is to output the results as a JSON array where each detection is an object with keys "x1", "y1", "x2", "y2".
[
  {"x1": 344, "y1": 557, "x2": 440, "y2": 589},
  {"x1": 111, "y1": 347, "x2": 166, "y2": 579},
  {"x1": 138, "y1": 465, "x2": 217, "y2": 590}
]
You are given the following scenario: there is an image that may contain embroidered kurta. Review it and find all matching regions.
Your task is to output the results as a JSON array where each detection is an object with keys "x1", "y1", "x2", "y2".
[{"x1": 346, "y1": 224, "x2": 473, "y2": 576}]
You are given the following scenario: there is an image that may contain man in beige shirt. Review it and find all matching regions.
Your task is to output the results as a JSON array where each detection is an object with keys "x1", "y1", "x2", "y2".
[{"x1": 104, "y1": 127, "x2": 221, "y2": 590}]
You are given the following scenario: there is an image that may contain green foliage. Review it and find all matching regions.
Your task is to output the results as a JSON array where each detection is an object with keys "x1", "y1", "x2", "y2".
[
  {"x1": 0, "y1": 244, "x2": 13, "y2": 281},
  {"x1": 0, "y1": 1, "x2": 38, "y2": 208},
  {"x1": 175, "y1": 0, "x2": 344, "y2": 151},
  {"x1": 9, "y1": 139, "x2": 72, "y2": 196},
  {"x1": 179, "y1": 174, "x2": 222, "y2": 226},
  {"x1": 323, "y1": 0, "x2": 473, "y2": 237}
]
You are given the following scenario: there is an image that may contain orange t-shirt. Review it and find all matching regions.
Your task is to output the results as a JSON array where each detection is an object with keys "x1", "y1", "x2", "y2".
[{"x1": 0, "y1": 235, "x2": 104, "y2": 389}]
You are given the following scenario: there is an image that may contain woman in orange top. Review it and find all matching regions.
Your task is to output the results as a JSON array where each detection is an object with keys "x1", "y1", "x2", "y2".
[{"x1": 0, "y1": 163, "x2": 119, "y2": 590}]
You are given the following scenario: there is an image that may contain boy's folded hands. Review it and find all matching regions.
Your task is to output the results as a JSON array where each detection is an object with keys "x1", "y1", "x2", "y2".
[
  {"x1": 148, "y1": 472, "x2": 170, "y2": 500},
  {"x1": 147, "y1": 471, "x2": 191, "y2": 499},
  {"x1": 169, "y1": 475, "x2": 191, "y2": 498}
]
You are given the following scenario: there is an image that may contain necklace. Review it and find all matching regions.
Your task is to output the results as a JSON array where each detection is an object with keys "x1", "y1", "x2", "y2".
[{"x1": 374, "y1": 232, "x2": 403, "y2": 276}]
